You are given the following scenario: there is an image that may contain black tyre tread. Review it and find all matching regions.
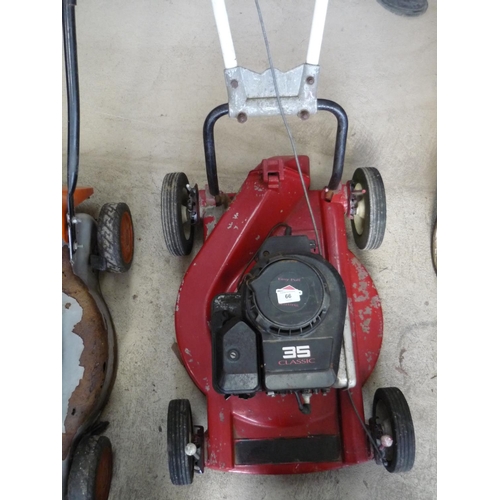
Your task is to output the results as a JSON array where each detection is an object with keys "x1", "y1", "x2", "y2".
[
  {"x1": 97, "y1": 203, "x2": 134, "y2": 273},
  {"x1": 431, "y1": 219, "x2": 437, "y2": 273},
  {"x1": 377, "y1": 0, "x2": 428, "y2": 17},
  {"x1": 67, "y1": 435, "x2": 113, "y2": 500},
  {"x1": 351, "y1": 167, "x2": 387, "y2": 250},
  {"x1": 161, "y1": 172, "x2": 194, "y2": 257},
  {"x1": 373, "y1": 387, "x2": 415, "y2": 473},
  {"x1": 167, "y1": 399, "x2": 194, "y2": 485}
]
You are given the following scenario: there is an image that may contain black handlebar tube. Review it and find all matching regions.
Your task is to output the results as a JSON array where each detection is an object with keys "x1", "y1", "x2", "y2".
[
  {"x1": 202, "y1": 99, "x2": 348, "y2": 197},
  {"x1": 317, "y1": 99, "x2": 348, "y2": 191},
  {"x1": 203, "y1": 103, "x2": 229, "y2": 197},
  {"x1": 63, "y1": 0, "x2": 80, "y2": 253}
]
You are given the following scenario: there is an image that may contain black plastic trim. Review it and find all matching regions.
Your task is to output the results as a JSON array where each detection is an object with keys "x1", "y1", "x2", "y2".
[{"x1": 234, "y1": 435, "x2": 341, "y2": 465}]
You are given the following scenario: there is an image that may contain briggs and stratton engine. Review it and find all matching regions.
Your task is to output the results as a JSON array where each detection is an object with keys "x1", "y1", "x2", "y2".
[{"x1": 211, "y1": 234, "x2": 347, "y2": 411}]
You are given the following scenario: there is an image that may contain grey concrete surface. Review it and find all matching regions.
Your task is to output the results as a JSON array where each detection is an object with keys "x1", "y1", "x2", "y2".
[{"x1": 63, "y1": 0, "x2": 436, "y2": 498}]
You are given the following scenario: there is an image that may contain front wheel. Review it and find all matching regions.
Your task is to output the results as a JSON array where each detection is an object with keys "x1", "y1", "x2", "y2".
[
  {"x1": 350, "y1": 167, "x2": 386, "y2": 250},
  {"x1": 371, "y1": 387, "x2": 415, "y2": 473},
  {"x1": 167, "y1": 399, "x2": 195, "y2": 485}
]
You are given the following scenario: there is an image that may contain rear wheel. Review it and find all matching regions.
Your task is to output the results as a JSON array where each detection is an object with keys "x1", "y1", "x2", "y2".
[
  {"x1": 161, "y1": 172, "x2": 195, "y2": 256},
  {"x1": 350, "y1": 167, "x2": 386, "y2": 250},
  {"x1": 97, "y1": 203, "x2": 134, "y2": 273},
  {"x1": 167, "y1": 399, "x2": 194, "y2": 485},
  {"x1": 371, "y1": 387, "x2": 415, "y2": 473},
  {"x1": 67, "y1": 435, "x2": 113, "y2": 500}
]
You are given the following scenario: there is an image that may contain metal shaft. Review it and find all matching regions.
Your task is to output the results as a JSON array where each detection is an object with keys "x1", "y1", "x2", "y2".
[
  {"x1": 63, "y1": 0, "x2": 80, "y2": 255},
  {"x1": 211, "y1": 0, "x2": 237, "y2": 69},
  {"x1": 203, "y1": 103, "x2": 229, "y2": 197},
  {"x1": 306, "y1": 0, "x2": 329, "y2": 65},
  {"x1": 202, "y1": 100, "x2": 347, "y2": 196},
  {"x1": 318, "y1": 99, "x2": 348, "y2": 191}
]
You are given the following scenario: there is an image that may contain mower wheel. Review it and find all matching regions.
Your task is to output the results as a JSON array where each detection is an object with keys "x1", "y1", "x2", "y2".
[
  {"x1": 167, "y1": 399, "x2": 195, "y2": 485},
  {"x1": 161, "y1": 172, "x2": 195, "y2": 256},
  {"x1": 67, "y1": 435, "x2": 113, "y2": 500},
  {"x1": 350, "y1": 167, "x2": 386, "y2": 250},
  {"x1": 372, "y1": 387, "x2": 415, "y2": 473},
  {"x1": 97, "y1": 203, "x2": 134, "y2": 273}
]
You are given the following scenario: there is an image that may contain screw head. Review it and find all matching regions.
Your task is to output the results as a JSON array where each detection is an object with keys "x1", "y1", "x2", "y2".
[
  {"x1": 228, "y1": 349, "x2": 239, "y2": 360},
  {"x1": 298, "y1": 109, "x2": 310, "y2": 121},
  {"x1": 380, "y1": 435, "x2": 393, "y2": 448},
  {"x1": 237, "y1": 112, "x2": 247, "y2": 123},
  {"x1": 306, "y1": 76, "x2": 315, "y2": 85},
  {"x1": 185, "y1": 443, "x2": 197, "y2": 456},
  {"x1": 230, "y1": 79, "x2": 239, "y2": 89}
]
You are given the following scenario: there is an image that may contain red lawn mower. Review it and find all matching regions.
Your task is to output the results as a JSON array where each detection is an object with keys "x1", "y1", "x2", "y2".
[{"x1": 162, "y1": 0, "x2": 415, "y2": 485}]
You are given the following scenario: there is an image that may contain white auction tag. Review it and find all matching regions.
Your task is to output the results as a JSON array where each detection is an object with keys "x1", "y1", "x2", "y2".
[{"x1": 276, "y1": 285, "x2": 303, "y2": 304}]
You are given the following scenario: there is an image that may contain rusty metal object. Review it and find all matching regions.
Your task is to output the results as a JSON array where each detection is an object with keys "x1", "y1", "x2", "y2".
[
  {"x1": 214, "y1": 192, "x2": 231, "y2": 208},
  {"x1": 62, "y1": 247, "x2": 109, "y2": 461}
]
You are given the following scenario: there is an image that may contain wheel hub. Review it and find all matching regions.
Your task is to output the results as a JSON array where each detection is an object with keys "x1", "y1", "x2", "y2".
[{"x1": 352, "y1": 182, "x2": 366, "y2": 234}]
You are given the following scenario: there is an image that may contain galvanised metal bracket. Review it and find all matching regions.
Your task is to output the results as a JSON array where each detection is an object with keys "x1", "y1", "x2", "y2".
[
  {"x1": 224, "y1": 64, "x2": 320, "y2": 119},
  {"x1": 211, "y1": 0, "x2": 329, "y2": 119}
]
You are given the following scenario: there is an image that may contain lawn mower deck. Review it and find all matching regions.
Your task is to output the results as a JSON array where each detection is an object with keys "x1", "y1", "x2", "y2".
[
  {"x1": 175, "y1": 155, "x2": 383, "y2": 474},
  {"x1": 62, "y1": 187, "x2": 134, "y2": 500},
  {"x1": 162, "y1": 102, "x2": 415, "y2": 484}
]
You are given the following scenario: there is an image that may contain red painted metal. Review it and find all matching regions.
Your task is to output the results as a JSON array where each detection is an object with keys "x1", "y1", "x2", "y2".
[{"x1": 175, "y1": 156, "x2": 383, "y2": 474}]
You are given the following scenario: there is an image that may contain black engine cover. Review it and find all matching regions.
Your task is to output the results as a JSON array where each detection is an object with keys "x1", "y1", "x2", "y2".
[{"x1": 211, "y1": 235, "x2": 347, "y2": 395}]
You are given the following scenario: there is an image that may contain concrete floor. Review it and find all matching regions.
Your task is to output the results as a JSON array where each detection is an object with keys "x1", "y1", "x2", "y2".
[{"x1": 63, "y1": 0, "x2": 436, "y2": 498}]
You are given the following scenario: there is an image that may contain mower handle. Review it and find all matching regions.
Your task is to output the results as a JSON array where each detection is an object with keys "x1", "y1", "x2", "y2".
[
  {"x1": 211, "y1": 0, "x2": 329, "y2": 69},
  {"x1": 203, "y1": 99, "x2": 348, "y2": 198},
  {"x1": 63, "y1": 0, "x2": 80, "y2": 257}
]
